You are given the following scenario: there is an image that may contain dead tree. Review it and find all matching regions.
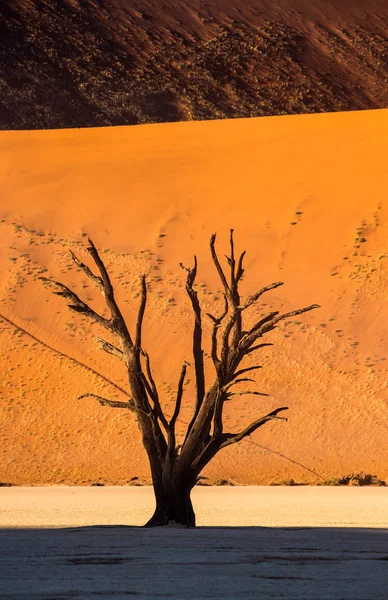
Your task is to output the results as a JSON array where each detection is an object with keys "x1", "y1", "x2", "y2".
[{"x1": 41, "y1": 231, "x2": 319, "y2": 527}]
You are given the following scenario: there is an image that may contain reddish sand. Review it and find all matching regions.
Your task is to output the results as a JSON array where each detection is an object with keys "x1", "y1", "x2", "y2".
[{"x1": 1, "y1": 108, "x2": 388, "y2": 485}]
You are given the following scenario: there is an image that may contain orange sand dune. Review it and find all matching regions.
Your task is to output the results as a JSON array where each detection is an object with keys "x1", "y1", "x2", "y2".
[{"x1": 1, "y1": 108, "x2": 388, "y2": 485}]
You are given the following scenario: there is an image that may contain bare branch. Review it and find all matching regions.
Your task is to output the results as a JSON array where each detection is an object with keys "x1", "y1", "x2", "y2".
[
  {"x1": 242, "y1": 304, "x2": 320, "y2": 353},
  {"x1": 272, "y1": 304, "x2": 321, "y2": 326},
  {"x1": 213, "y1": 237, "x2": 250, "y2": 427},
  {"x1": 40, "y1": 239, "x2": 137, "y2": 348},
  {"x1": 235, "y1": 250, "x2": 246, "y2": 283},
  {"x1": 191, "y1": 437, "x2": 221, "y2": 472},
  {"x1": 210, "y1": 233, "x2": 230, "y2": 293},
  {"x1": 207, "y1": 294, "x2": 229, "y2": 368},
  {"x1": 220, "y1": 406, "x2": 289, "y2": 448},
  {"x1": 228, "y1": 230, "x2": 243, "y2": 347},
  {"x1": 86, "y1": 239, "x2": 113, "y2": 291},
  {"x1": 39, "y1": 277, "x2": 111, "y2": 330},
  {"x1": 233, "y1": 304, "x2": 321, "y2": 366},
  {"x1": 166, "y1": 361, "x2": 189, "y2": 469},
  {"x1": 210, "y1": 233, "x2": 245, "y2": 373},
  {"x1": 140, "y1": 350, "x2": 169, "y2": 432},
  {"x1": 212, "y1": 387, "x2": 225, "y2": 438},
  {"x1": 135, "y1": 275, "x2": 147, "y2": 349},
  {"x1": 86, "y1": 239, "x2": 133, "y2": 343},
  {"x1": 180, "y1": 238, "x2": 318, "y2": 474},
  {"x1": 141, "y1": 350, "x2": 158, "y2": 399},
  {"x1": 240, "y1": 282, "x2": 284, "y2": 312},
  {"x1": 246, "y1": 342, "x2": 273, "y2": 355},
  {"x1": 79, "y1": 393, "x2": 135, "y2": 412},
  {"x1": 247, "y1": 312, "x2": 279, "y2": 336},
  {"x1": 206, "y1": 293, "x2": 228, "y2": 324},
  {"x1": 220, "y1": 309, "x2": 239, "y2": 369},
  {"x1": 227, "y1": 390, "x2": 270, "y2": 398},
  {"x1": 227, "y1": 228, "x2": 236, "y2": 287},
  {"x1": 231, "y1": 365, "x2": 262, "y2": 380},
  {"x1": 208, "y1": 232, "x2": 246, "y2": 372},
  {"x1": 96, "y1": 338, "x2": 124, "y2": 361},
  {"x1": 179, "y1": 257, "x2": 197, "y2": 287},
  {"x1": 170, "y1": 362, "x2": 189, "y2": 428},
  {"x1": 180, "y1": 257, "x2": 206, "y2": 437},
  {"x1": 70, "y1": 250, "x2": 103, "y2": 290},
  {"x1": 221, "y1": 377, "x2": 256, "y2": 392}
]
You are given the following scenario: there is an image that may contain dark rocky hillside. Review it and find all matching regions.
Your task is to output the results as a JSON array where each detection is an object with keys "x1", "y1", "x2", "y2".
[{"x1": 1, "y1": 0, "x2": 387, "y2": 129}]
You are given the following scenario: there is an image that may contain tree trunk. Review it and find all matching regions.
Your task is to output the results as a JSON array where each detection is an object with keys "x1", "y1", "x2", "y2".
[{"x1": 144, "y1": 485, "x2": 196, "y2": 527}]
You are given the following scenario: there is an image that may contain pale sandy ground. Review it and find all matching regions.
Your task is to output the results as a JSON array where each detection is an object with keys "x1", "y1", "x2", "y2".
[
  {"x1": 0, "y1": 487, "x2": 387, "y2": 599},
  {"x1": 1, "y1": 486, "x2": 388, "y2": 528},
  {"x1": 1, "y1": 108, "x2": 388, "y2": 487}
]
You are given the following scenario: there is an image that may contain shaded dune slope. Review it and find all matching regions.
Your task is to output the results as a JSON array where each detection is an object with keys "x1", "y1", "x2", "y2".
[
  {"x1": 1, "y1": 0, "x2": 387, "y2": 129},
  {"x1": 0, "y1": 109, "x2": 388, "y2": 485}
]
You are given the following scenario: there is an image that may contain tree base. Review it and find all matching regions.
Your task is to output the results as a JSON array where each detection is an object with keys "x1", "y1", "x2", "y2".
[
  {"x1": 144, "y1": 493, "x2": 196, "y2": 528},
  {"x1": 145, "y1": 520, "x2": 191, "y2": 529}
]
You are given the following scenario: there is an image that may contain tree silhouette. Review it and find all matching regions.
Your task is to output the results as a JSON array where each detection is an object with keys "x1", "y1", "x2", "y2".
[{"x1": 41, "y1": 230, "x2": 319, "y2": 527}]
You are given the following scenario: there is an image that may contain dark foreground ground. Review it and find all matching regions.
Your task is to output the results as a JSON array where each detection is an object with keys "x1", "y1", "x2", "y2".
[
  {"x1": 1, "y1": 487, "x2": 388, "y2": 599},
  {"x1": 1, "y1": 0, "x2": 387, "y2": 129},
  {"x1": 1, "y1": 526, "x2": 388, "y2": 599}
]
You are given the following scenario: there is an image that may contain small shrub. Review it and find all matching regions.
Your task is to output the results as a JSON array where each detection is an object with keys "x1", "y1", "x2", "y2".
[{"x1": 318, "y1": 472, "x2": 386, "y2": 486}]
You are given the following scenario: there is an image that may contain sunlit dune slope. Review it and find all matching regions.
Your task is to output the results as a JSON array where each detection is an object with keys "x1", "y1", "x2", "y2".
[{"x1": 0, "y1": 108, "x2": 388, "y2": 485}]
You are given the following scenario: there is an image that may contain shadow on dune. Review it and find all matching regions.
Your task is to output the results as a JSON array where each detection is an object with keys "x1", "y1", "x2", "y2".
[
  {"x1": 1, "y1": 526, "x2": 387, "y2": 599},
  {"x1": 1, "y1": 0, "x2": 388, "y2": 129}
]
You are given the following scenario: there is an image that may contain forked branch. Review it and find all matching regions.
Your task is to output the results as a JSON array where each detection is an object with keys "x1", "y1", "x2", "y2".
[
  {"x1": 42, "y1": 239, "x2": 169, "y2": 442},
  {"x1": 39, "y1": 278, "x2": 111, "y2": 330},
  {"x1": 70, "y1": 251, "x2": 103, "y2": 290},
  {"x1": 207, "y1": 294, "x2": 228, "y2": 369},
  {"x1": 181, "y1": 232, "x2": 319, "y2": 468},
  {"x1": 220, "y1": 406, "x2": 289, "y2": 448},
  {"x1": 240, "y1": 304, "x2": 320, "y2": 355},
  {"x1": 139, "y1": 350, "x2": 169, "y2": 433},
  {"x1": 136, "y1": 275, "x2": 147, "y2": 350},
  {"x1": 240, "y1": 282, "x2": 284, "y2": 312},
  {"x1": 210, "y1": 233, "x2": 229, "y2": 292},
  {"x1": 170, "y1": 362, "x2": 189, "y2": 429},
  {"x1": 79, "y1": 393, "x2": 136, "y2": 412},
  {"x1": 85, "y1": 239, "x2": 133, "y2": 342},
  {"x1": 180, "y1": 258, "x2": 206, "y2": 438},
  {"x1": 97, "y1": 338, "x2": 124, "y2": 361}
]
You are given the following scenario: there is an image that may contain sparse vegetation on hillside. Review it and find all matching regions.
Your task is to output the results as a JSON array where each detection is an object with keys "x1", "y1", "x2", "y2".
[
  {"x1": 1, "y1": 1, "x2": 387, "y2": 129},
  {"x1": 318, "y1": 473, "x2": 386, "y2": 487},
  {"x1": 269, "y1": 473, "x2": 387, "y2": 486}
]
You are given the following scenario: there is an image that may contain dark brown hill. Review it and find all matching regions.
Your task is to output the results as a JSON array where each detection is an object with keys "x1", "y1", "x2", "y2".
[{"x1": 1, "y1": 0, "x2": 387, "y2": 129}]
